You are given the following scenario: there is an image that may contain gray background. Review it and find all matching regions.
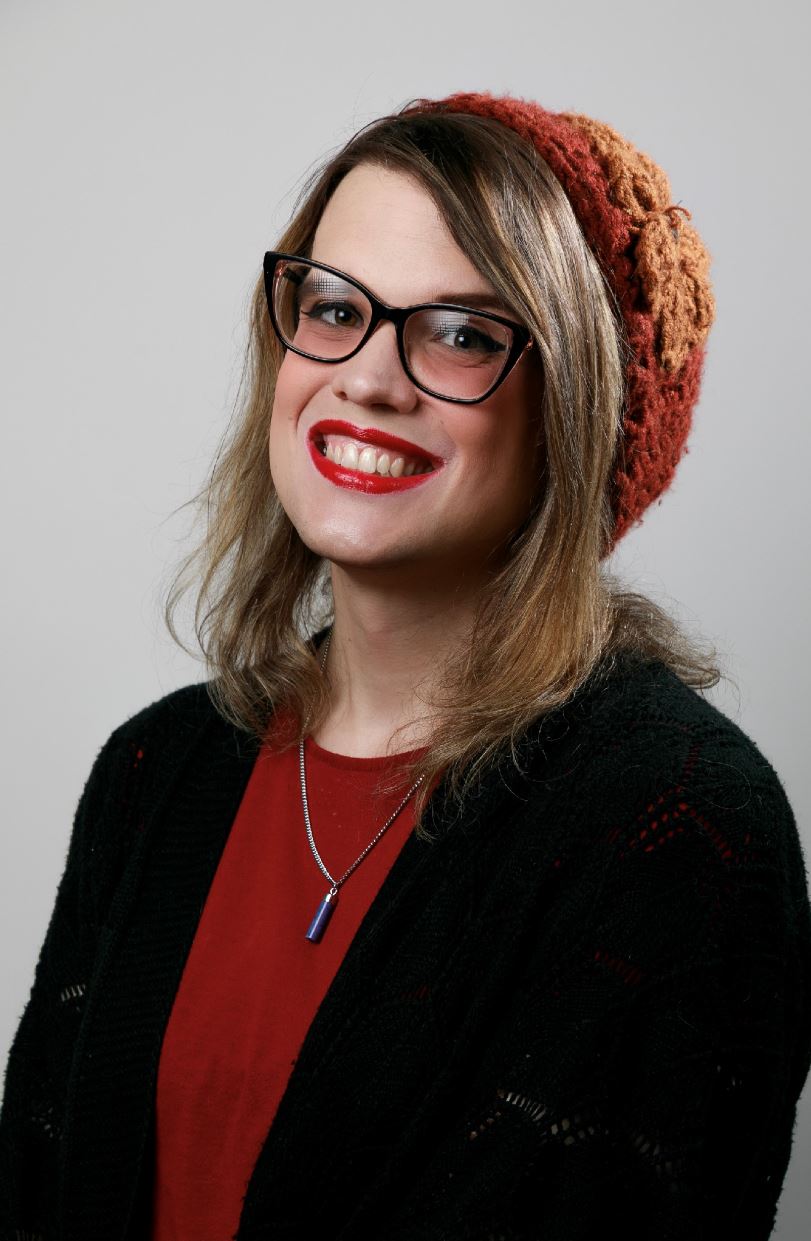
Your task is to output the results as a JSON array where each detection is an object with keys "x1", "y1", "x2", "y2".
[{"x1": 1, "y1": 0, "x2": 809, "y2": 1233}]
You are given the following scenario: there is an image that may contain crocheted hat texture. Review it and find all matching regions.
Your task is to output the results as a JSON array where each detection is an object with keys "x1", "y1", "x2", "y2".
[{"x1": 406, "y1": 92, "x2": 716, "y2": 550}]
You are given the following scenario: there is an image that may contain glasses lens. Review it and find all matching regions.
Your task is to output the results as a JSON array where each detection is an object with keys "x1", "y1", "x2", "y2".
[
  {"x1": 272, "y1": 260, "x2": 371, "y2": 359},
  {"x1": 403, "y1": 309, "x2": 513, "y2": 401}
]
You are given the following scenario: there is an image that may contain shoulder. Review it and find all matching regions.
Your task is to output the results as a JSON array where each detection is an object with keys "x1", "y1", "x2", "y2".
[
  {"x1": 559, "y1": 651, "x2": 792, "y2": 813},
  {"x1": 573, "y1": 649, "x2": 759, "y2": 744},
  {"x1": 77, "y1": 679, "x2": 247, "y2": 838},
  {"x1": 89, "y1": 679, "x2": 244, "y2": 779},
  {"x1": 72, "y1": 680, "x2": 252, "y2": 923},
  {"x1": 518, "y1": 653, "x2": 805, "y2": 906},
  {"x1": 508, "y1": 656, "x2": 810, "y2": 1020},
  {"x1": 105, "y1": 679, "x2": 225, "y2": 748}
]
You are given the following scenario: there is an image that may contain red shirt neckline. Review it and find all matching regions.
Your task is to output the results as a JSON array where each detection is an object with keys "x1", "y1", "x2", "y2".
[{"x1": 304, "y1": 733, "x2": 429, "y2": 771}]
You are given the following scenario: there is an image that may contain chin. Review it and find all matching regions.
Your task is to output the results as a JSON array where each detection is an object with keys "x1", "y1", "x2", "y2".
[
  {"x1": 296, "y1": 522, "x2": 430, "y2": 572},
  {"x1": 286, "y1": 514, "x2": 366, "y2": 556}
]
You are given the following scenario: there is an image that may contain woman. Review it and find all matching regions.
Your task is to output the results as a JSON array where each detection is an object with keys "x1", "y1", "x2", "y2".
[{"x1": 2, "y1": 92, "x2": 809, "y2": 1240}]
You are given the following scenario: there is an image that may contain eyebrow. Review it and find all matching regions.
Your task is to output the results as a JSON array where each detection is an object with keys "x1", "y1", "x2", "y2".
[
  {"x1": 302, "y1": 261, "x2": 515, "y2": 317},
  {"x1": 425, "y1": 290, "x2": 514, "y2": 315}
]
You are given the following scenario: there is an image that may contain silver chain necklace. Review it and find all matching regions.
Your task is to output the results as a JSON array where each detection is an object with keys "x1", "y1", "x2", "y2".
[{"x1": 301, "y1": 627, "x2": 426, "y2": 943}]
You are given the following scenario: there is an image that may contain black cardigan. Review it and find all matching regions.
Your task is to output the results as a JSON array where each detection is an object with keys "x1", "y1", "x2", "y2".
[{"x1": 1, "y1": 650, "x2": 810, "y2": 1240}]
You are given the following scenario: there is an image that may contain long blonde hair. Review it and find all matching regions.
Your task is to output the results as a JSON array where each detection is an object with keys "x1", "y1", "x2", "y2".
[{"x1": 164, "y1": 107, "x2": 723, "y2": 838}]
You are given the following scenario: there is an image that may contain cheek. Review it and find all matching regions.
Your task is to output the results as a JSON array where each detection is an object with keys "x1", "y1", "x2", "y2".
[
  {"x1": 268, "y1": 356, "x2": 320, "y2": 478},
  {"x1": 272, "y1": 352, "x2": 327, "y2": 424},
  {"x1": 472, "y1": 393, "x2": 542, "y2": 496},
  {"x1": 267, "y1": 406, "x2": 282, "y2": 471},
  {"x1": 272, "y1": 355, "x2": 304, "y2": 423}
]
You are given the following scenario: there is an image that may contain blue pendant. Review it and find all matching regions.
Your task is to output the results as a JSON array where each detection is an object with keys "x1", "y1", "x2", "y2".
[{"x1": 306, "y1": 888, "x2": 339, "y2": 943}]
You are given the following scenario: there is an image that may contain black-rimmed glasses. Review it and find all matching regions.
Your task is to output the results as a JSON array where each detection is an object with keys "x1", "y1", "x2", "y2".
[{"x1": 263, "y1": 252, "x2": 533, "y2": 405}]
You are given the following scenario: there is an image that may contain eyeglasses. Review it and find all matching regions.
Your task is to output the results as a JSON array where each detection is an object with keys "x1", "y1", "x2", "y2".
[{"x1": 263, "y1": 251, "x2": 533, "y2": 405}]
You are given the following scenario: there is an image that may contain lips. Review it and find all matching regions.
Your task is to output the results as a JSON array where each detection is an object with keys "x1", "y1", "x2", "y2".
[
  {"x1": 306, "y1": 419, "x2": 443, "y2": 495},
  {"x1": 308, "y1": 420, "x2": 442, "y2": 469}
]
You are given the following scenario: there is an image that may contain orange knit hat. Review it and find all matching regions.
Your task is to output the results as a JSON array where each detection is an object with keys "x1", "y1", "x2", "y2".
[{"x1": 406, "y1": 92, "x2": 716, "y2": 551}]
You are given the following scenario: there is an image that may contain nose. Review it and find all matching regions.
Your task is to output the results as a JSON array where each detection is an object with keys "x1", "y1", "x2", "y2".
[{"x1": 330, "y1": 321, "x2": 419, "y2": 414}]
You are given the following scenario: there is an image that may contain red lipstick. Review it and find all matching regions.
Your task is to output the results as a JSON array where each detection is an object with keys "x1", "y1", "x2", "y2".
[
  {"x1": 309, "y1": 420, "x2": 442, "y2": 466},
  {"x1": 307, "y1": 419, "x2": 443, "y2": 494}
]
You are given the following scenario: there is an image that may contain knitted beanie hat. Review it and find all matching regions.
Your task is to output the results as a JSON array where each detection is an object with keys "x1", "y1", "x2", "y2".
[{"x1": 405, "y1": 92, "x2": 716, "y2": 550}]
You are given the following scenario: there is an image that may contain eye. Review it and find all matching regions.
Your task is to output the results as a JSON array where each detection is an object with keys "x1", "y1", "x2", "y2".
[
  {"x1": 429, "y1": 318, "x2": 507, "y2": 356},
  {"x1": 300, "y1": 300, "x2": 365, "y2": 329},
  {"x1": 441, "y1": 325, "x2": 505, "y2": 354}
]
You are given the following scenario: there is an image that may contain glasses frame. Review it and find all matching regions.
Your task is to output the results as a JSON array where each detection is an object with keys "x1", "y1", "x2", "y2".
[{"x1": 263, "y1": 251, "x2": 534, "y2": 405}]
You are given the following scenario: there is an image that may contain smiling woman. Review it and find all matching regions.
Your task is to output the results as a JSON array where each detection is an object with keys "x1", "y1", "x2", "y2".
[{"x1": 1, "y1": 94, "x2": 809, "y2": 1241}]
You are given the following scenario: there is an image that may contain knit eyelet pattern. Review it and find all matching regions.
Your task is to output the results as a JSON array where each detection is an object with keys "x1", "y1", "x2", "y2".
[{"x1": 406, "y1": 92, "x2": 716, "y2": 550}]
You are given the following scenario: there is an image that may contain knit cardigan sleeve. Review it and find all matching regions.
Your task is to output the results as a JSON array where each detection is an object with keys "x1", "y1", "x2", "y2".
[
  {"x1": 381, "y1": 730, "x2": 811, "y2": 1241},
  {"x1": 0, "y1": 721, "x2": 145, "y2": 1236}
]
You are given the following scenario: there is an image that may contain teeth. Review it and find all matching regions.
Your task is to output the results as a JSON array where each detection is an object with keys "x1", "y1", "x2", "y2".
[{"x1": 319, "y1": 434, "x2": 433, "y2": 476}]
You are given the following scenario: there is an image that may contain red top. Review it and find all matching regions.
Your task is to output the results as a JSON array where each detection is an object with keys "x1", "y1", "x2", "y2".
[{"x1": 148, "y1": 723, "x2": 431, "y2": 1241}]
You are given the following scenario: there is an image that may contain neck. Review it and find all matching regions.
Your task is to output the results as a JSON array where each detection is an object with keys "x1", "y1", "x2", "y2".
[{"x1": 313, "y1": 562, "x2": 486, "y2": 757}]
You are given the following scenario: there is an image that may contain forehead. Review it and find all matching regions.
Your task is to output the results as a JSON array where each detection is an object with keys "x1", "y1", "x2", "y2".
[{"x1": 310, "y1": 163, "x2": 496, "y2": 306}]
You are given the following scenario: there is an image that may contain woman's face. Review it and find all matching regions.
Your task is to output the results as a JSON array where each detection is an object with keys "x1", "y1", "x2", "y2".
[{"x1": 268, "y1": 163, "x2": 544, "y2": 585}]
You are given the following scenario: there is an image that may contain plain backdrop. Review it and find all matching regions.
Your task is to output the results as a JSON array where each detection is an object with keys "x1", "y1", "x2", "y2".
[{"x1": 2, "y1": 0, "x2": 809, "y2": 1233}]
